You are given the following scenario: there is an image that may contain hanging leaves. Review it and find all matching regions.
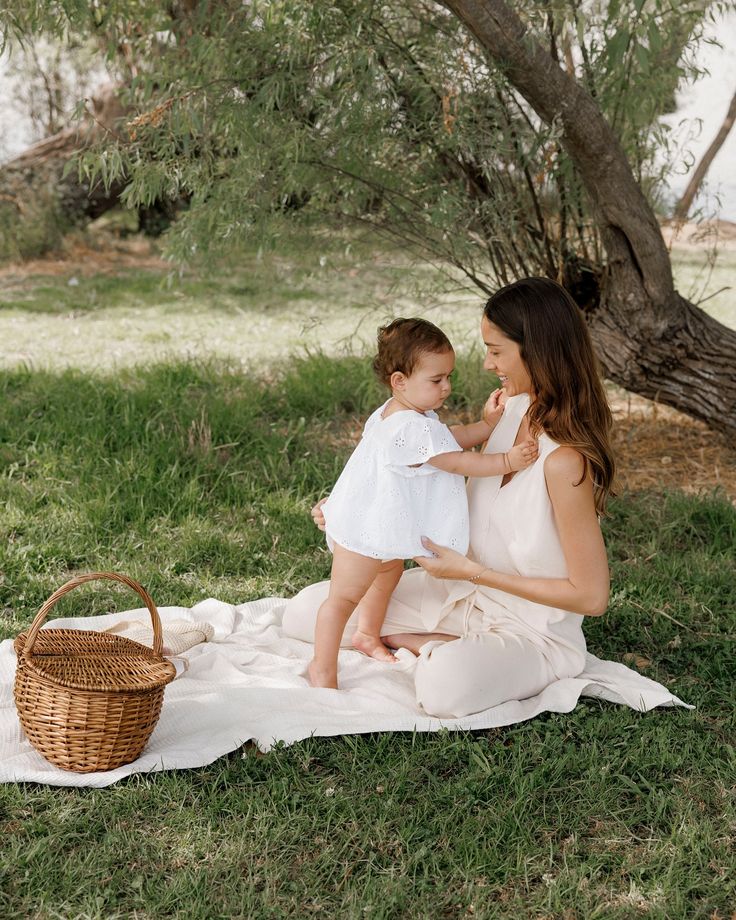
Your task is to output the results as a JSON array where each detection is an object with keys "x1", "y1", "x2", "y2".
[{"x1": 0, "y1": 0, "x2": 717, "y2": 283}]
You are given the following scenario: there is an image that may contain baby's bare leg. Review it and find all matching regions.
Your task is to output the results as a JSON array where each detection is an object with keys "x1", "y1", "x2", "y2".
[
  {"x1": 352, "y1": 559, "x2": 404, "y2": 663},
  {"x1": 309, "y1": 545, "x2": 382, "y2": 689},
  {"x1": 383, "y1": 632, "x2": 457, "y2": 655}
]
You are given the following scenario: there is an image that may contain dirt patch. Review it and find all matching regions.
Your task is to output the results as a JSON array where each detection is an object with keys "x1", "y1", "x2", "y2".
[
  {"x1": 661, "y1": 217, "x2": 736, "y2": 252},
  {"x1": 609, "y1": 390, "x2": 735, "y2": 500},
  {"x1": 0, "y1": 233, "x2": 168, "y2": 287}
]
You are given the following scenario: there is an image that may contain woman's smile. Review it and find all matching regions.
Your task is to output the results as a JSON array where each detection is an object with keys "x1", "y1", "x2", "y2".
[{"x1": 481, "y1": 317, "x2": 532, "y2": 396}]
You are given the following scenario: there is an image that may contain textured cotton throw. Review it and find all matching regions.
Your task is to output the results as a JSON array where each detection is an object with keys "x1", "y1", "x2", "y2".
[{"x1": 0, "y1": 597, "x2": 692, "y2": 788}]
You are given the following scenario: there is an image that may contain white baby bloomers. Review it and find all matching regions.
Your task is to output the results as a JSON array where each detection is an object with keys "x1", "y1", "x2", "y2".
[{"x1": 322, "y1": 401, "x2": 469, "y2": 560}]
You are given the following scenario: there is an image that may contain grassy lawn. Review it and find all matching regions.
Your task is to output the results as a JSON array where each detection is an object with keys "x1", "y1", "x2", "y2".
[
  {"x1": 0, "y1": 231, "x2": 484, "y2": 372},
  {"x1": 0, "y1": 354, "x2": 734, "y2": 918},
  {"x1": 0, "y1": 229, "x2": 734, "y2": 371},
  {"x1": 0, "y1": 235, "x2": 734, "y2": 917}
]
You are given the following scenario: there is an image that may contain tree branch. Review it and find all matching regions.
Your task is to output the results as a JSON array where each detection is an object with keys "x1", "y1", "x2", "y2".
[{"x1": 437, "y1": 0, "x2": 675, "y2": 313}]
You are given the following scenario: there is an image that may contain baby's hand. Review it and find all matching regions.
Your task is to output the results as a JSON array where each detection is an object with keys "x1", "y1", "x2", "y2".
[
  {"x1": 507, "y1": 439, "x2": 538, "y2": 472},
  {"x1": 482, "y1": 388, "x2": 506, "y2": 430}
]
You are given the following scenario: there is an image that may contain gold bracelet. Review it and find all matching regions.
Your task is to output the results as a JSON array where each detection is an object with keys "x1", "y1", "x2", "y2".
[{"x1": 468, "y1": 567, "x2": 488, "y2": 584}]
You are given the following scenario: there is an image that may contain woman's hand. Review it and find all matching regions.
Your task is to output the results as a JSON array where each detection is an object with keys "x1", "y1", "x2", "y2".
[
  {"x1": 311, "y1": 497, "x2": 328, "y2": 532},
  {"x1": 413, "y1": 537, "x2": 479, "y2": 580}
]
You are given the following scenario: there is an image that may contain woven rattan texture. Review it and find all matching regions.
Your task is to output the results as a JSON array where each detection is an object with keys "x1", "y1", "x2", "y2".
[
  {"x1": 13, "y1": 573, "x2": 176, "y2": 773},
  {"x1": 14, "y1": 631, "x2": 175, "y2": 691},
  {"x1": 15, "y1": 674, "x2": 166, "y2": 772},
  {"x1": 14, "y1": 629, "x2": 149, "y2": 658}
]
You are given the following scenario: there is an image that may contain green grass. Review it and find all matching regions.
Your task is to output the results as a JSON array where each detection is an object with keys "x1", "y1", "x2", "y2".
[
  {"x1": 670, "y1": 246, "x2": 736, "y2": 330},
  {"x1": 1, "y1": 230, "x2": 734, "y2": 372},
  {"x1": 0, "y1": 230, "x2": 486, "y2": 373},
  {"x1": 1, "y1": 355, "x2": 734, "y2": 918}
]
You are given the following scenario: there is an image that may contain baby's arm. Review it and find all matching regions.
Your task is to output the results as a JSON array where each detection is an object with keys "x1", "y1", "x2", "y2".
[
  {"x1": 450, "y1": 419, "x2": 493, "y2": 450},
  {"x1": 450, "y1": 388, "x2": 506, "y2": 449},
  {"x1": 429, "y1": 438, "x2": 538, "y2": 477}
]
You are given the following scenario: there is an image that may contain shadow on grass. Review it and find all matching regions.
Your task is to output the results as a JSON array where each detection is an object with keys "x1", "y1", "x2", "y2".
[
  {"x1": 1, "y1": 355, "x2": 732, "y2": 686},
  {"x1": 0, "y1": 356, "x2": 734, "y2": 916}
]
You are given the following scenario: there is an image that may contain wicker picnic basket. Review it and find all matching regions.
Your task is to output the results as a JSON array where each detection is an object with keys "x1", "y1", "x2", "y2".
[{"x1": 13, "y1": 572, "x2": 176, "y2": 773}]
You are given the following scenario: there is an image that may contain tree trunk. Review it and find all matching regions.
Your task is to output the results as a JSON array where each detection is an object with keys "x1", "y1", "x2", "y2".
[
  {"x1": 0, "y1": 83, "x2": 186, "y2": 251},
  {"x1": 674, "y1": 86, "x2": 736, "y2": 220},
  {"x1": 440, "y1": 0, "x2": 736, "y2": 439},
  {"x1": 0, "y1": 84, "x2": 128, "y2": 226}
]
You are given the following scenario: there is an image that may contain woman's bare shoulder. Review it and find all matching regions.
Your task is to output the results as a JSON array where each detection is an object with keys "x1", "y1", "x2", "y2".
[{"x1": 543, "y1": 445, "x2": 586, "y2": 484}]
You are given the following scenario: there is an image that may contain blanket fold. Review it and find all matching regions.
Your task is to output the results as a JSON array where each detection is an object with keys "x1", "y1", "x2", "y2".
[{"x1": 0, "y1": 597, "x2": 692, "y2": 788}]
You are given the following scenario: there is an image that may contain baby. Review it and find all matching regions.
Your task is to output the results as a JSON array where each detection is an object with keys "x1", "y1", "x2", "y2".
[{"x1": 309, "y1": 317, "x2": 537, "y2": 688}]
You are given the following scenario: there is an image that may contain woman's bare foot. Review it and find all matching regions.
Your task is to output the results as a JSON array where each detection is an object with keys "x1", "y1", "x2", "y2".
[
  {"x1": 307, "y1": 659, "x2": 338, "y2": 689},
  {"x1": 383, "y1": 632, "x2": 456, "y2": 656},
  {"x1": 351, "y1": 630, "x2": 398, "y2": 662}
]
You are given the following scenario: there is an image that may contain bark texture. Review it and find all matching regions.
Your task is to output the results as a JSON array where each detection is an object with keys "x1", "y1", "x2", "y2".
[{"x1": 441, "y1": 0, "x2": 736, "y2": 439}]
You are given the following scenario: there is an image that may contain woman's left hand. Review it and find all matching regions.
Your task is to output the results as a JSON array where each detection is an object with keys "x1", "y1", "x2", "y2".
[{"x1": 413, "y1": 537, "x2": 479, "y2": 580}]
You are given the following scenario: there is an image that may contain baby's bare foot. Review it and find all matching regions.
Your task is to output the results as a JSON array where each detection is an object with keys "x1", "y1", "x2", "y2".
[
  {"x1": 351, "y1": 630, "x2": 398, "y2": 663},
  {"x1": 307, "y1": 659, "x2": 338, "y2": 689}
]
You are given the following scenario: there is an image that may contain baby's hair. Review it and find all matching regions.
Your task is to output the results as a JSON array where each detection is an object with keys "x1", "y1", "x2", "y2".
[{"x1": 372, "y1": 317, "x2": 453, "y2": 388}]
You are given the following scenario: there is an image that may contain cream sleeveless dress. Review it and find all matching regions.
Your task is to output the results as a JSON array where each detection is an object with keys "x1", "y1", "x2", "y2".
[{"x1": 282, "y1": 393, "x2": 589, "y2": 717}]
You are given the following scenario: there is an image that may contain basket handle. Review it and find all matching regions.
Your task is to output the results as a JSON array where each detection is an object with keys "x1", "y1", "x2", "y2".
[{"x1": 22, "y1": 572, "x2": 164, "y2": 660}]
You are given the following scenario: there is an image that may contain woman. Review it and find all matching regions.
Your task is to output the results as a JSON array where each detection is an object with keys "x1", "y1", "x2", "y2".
[{"x1": 282, "y1": 277, "x2": 615, "y2": 718}]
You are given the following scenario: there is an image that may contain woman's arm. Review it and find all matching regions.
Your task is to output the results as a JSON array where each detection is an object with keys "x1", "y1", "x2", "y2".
[{"x1": 416, "y1": 447, "x2": 610, "y2": 617}]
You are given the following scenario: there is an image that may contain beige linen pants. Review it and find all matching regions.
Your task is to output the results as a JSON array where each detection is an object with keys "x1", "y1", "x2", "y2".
[{"x1": 281, "y1": 570, "x2": 558, "y2": 718}]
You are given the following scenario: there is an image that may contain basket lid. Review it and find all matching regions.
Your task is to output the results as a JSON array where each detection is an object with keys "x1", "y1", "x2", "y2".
[
  {"x1": 15, "y1": 629, "x2": 176, "y2": 692},
  {"x1": 15, "y1": 629, "x2": 155, "y2": 658}
]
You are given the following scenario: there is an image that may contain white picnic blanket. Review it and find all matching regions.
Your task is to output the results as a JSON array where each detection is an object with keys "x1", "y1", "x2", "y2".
[{"x1": 0, "y1": 597, "x2": 692, "y2": 787}]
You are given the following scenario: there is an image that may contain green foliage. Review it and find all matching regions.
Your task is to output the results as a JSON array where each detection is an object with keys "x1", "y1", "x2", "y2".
[
  {"x1": 0, "y1": 354, "x2": 734, "y2": 916},
  {"x1": 1, "y1": 1, "x2": 724, "y2": 286}
]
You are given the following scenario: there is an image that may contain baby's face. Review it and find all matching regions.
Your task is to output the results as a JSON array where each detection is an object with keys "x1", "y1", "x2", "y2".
[{"x1": 401, "y1": 349, "x2": 455, "y2": 412}]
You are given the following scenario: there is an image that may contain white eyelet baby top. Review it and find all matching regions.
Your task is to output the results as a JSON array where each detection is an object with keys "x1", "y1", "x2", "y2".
[{"x1": 322, "y1": 400, "x2": 469, "y2": 560}]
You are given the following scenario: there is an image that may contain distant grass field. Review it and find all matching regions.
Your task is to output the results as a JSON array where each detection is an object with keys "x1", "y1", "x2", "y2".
[
  {"x1": 0, "y1": 355, "x2": 734, "y2": 918},
  {"x1": 1, "y1": 230, "x2": 734, "y2": 371}
]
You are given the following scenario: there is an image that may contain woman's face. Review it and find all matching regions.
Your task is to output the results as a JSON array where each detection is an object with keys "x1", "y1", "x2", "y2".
[{"x1": 481, "y1": 316, "x2": 533, "y2": 397}]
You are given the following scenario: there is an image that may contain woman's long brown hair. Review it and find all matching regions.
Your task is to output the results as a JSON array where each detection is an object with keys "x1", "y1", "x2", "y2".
[{"x1": 484, "y1": 277, "x2": 616, "y2": 515}]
